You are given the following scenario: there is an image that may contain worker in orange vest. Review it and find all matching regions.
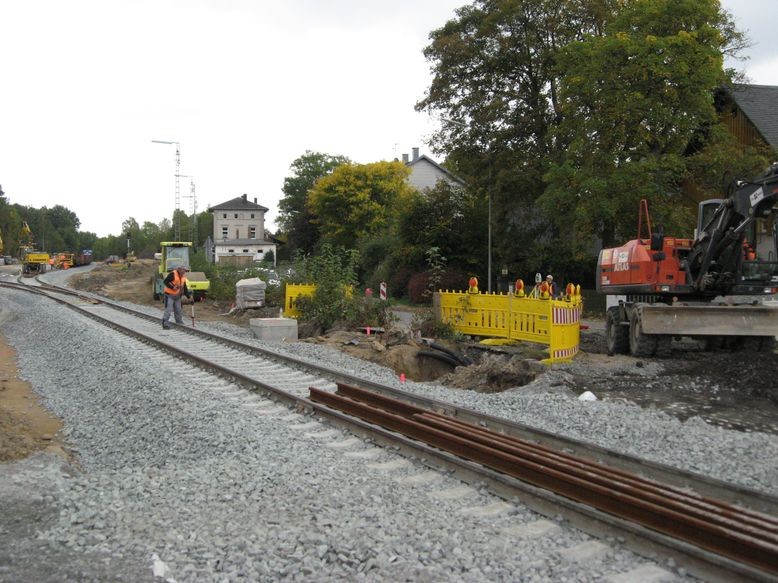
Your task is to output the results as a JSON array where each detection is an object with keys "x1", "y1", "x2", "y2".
[
  {"x1": 743, "y1": 240, "x2": 756, "y2": 261},
  {"x1": 162, "y1": 266, "x2": 191, "y2": 329},
  {"x1": 545, "y1": 274, "x2": 558, "y2": 298}
]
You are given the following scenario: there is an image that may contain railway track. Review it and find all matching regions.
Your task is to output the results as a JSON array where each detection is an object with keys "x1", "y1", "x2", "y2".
[{"x1": 4, "y1": 274, "x2": 777, "y2": 581}]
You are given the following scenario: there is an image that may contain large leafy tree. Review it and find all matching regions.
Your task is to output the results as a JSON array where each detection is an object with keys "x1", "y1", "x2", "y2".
[
  {"x1": 0, "y1": 185, "x2": 23, "y2": 257},
  {"x1": 541, "y1": 0, "x2": 745, "y2": 248},
  {"x1": 278, "y1": 151, "x2": 350, "y2": 256},
  {"x1": 416, "y1": 0, "x2": 614, "y2": 279},
  {"x1": 397, "y1": 181, "x2": 487, "y2": 271},
  {"x1": 307, "y1": 161, "x2": 415, "y2": 250}
]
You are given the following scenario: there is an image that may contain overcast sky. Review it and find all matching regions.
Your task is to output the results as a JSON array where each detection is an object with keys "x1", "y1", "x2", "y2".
[{"x1": 1, "y1": 0, "x2": 775, "y2": 238}]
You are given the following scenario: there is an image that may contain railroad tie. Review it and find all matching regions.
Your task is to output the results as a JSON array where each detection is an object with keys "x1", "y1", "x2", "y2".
[
  {"x1": 398, "y1": 471, "x2": 442, "y2": 486},
  {"x1": 325, "y1": 438, "x2": 363, "y2": 450},
  {"x1": 501, "y1": 520, "x2": 561, "y2": 540},
  {"x1": 367, "y1": 459, "x2": 411, "y2": 472},
  {"x1": 459, "y1": 500, "x2": 514, "y2": 519},
  {"x1": 429, "y1": 485, "x2": 477, "y2": 501},
  {"x1": 558, "y1": 541, "x2": 611, "y2": 563}
]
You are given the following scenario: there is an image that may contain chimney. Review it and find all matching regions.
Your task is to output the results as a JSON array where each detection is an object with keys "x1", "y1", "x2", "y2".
[
  {"x1": 242, "y1": 193, "x2": 247, "y2": 201},
  {"x1": 402, "y1": 153, "x2": 409, "y2": 163},
  {"x1": 412, "y1": 147, "x2": 419, "y2": 161},
  {"x1": 254, "y1": 197, "x2": 257, "y2": 204}
]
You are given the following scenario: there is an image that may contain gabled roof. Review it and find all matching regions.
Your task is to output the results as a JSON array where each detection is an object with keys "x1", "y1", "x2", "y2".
[
  {"x1": 406, "y1": 154, "x2": 466, "y2": 187},
  {"x1": 213, "y1": 238, "x2": 275, "y2": 246},
  {"x1": 210, "y1": 194, "x2": 269, "y2": 212},
  {"x1": 727, "y1": 84, "x2": 778, "y2": 150}
]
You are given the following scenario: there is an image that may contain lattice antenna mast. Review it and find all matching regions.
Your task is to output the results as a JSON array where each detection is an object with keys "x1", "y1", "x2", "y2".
[
  {"x1": 174, "y1": 143, "x2": 181, "y2": 241},
  {"x1": 151, "y1": 139, "x2": 181, "y2": 240},
  {"x1": 178, "y1": 175, "x2": 198, "y2": 247},
  {"x1": 190, "y1": 180, "x2": 198, "y2": 248}
]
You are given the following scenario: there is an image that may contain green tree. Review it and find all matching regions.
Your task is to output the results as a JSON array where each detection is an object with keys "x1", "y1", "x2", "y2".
[
  {"x1": 541, "y1": 0, "x2": 745, "y2": 247},
  {"x1": 307, "y1": 161, "x2": 415, "y2": 249},
  {"x1": 291, "y1": 244, "x2": 360, "y2": 330},
  {"x1": 278, "y1": 151, "x2": 350, "y2": 256},
  {"x1": 416, "y1": 0, "x2": 614, "y2": 274},
  {"x1": 396, "y1": 180, "x2": 487, "y2": 272}
]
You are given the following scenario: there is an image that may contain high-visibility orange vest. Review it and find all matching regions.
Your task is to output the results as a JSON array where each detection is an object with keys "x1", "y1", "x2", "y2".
[{"x1": 164, "y1": 270, "x2": 188, "y2": 295}]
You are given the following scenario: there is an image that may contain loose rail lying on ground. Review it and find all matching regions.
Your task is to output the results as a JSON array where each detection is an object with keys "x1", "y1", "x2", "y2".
[{"x1": 310, "y1": 383, "x2": 778, "y2": 579}]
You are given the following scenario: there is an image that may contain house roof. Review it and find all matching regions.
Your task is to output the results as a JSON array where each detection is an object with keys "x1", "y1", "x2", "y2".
[
  {"x1": 406, "y1": 154, "x2": 466, "y2": 187},
  {"x1": 727, "y1": 84, "x2": 778, "y2": 150},
  {"x1": 210, "y1": 194, "x2": 269, "y2": 212},
  {"x1": 213, "y1": 238, "x2": 276, "y2": 246}
]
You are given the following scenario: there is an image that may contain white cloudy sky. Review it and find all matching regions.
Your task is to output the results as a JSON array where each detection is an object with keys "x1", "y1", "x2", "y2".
[{"x1": 0, "y1": 0, "x2": 775, "y2": 237}]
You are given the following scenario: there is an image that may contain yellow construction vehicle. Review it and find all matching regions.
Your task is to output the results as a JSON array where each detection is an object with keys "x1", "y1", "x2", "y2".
[
  {"x1": 153, "y1": 242, "x2": 210, "y2": 301},
  {"x1": 19, "y1": 222, "x2": 50, "y2": 275}
]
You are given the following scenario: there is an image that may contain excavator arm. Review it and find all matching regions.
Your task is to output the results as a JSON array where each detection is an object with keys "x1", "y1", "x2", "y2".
[{"x1": 685, "y1": 167, "x2": 778, "y2": 294}]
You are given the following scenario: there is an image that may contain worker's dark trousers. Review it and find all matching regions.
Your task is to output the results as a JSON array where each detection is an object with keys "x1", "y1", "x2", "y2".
[{"x1": 162, "y1": 295, "x2": 184, "y2": 326}]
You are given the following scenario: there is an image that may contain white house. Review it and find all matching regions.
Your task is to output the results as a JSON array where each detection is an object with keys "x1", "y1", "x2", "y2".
[
  {"x1": 209, "y1": 194, "x2": 277, "y2": 265},
  {"x1": 403, "y1": 147, "x2": 466, "y2": 191}
]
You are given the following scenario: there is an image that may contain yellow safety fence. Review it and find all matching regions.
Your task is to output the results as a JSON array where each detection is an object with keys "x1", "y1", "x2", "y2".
[
  {"x1": 434, "y1": 283, "x2": 583, "y2": 364},
  {"x1": 284, "y1": 283, "x2": 317, "y2": 317},
  {"x1": 284, "y1": 283, "x2": 358, "y2": 317}
]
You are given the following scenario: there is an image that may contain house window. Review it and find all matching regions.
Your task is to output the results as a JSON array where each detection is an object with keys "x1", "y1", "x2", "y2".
[
  {"x1": 249, "y1": 226, "x2": 256, "y2": 239},
  {"x1": 228, "y1": 249, "x2": 235, "y2": 253},
  {"x1": 222, "y1": 213, "x2": 226, "y2": 219},
  {"x1": 221, "y1": 227, "x2": 228, "y2": 239},
  {"x1": 251, "y1": 213, "x2": 255, "y2": 219},
  {"x1": 243, "y1": 249, "x2": 249, "y2": 253},
  {"x1": 234, "y1": 213, "x2": 238, "y2": 219},
  {"x1": 235, "y1": 229, "x2": 240, "y2": 239}
]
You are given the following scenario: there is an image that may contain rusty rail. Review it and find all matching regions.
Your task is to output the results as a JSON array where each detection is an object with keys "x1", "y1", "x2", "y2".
[{"x1": 309, "y1": 383, "x2": 778, "y2": 577}]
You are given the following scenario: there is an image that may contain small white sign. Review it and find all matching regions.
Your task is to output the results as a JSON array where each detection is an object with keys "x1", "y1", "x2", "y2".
[{"x1": 750, "y1": 186, "x2": 765, "y2": 207}]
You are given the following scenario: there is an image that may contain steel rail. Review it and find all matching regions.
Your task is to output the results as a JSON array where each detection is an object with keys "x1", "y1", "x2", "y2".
[
  {"x1": 310, "y1": 383, "x2": 778, "y2": 580},
  {"x1": 11, "y1": 277, "x2": 778, "y2": 518},
  {"x1": 7, "y1": 278, "x2": 778, "y2": 579}
]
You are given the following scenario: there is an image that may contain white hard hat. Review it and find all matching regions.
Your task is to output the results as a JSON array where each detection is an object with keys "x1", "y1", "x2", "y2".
[{"x1": 546, "y1": 274, "x2": 553, "y2": 281}]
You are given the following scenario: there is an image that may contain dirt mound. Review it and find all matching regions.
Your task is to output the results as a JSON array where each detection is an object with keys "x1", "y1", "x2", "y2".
[
  {"x1": 303, "y1": 330, "x2": 456, "y2": 382},
  {"x1": 440, "y1": 352, "x2": 547, "y2": 393}
]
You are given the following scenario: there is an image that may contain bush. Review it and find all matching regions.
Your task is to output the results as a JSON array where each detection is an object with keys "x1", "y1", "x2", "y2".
[
  {"x1": 351, "y1": 297, "x2": 398, "y2": 329},
  {"x1": 202, "y1": 263, "x2": 283, "y2": 305},
  {"x1": 407, "y1": 272, "x2": 430, "y2": 304},
  {"x1": 411, "y1": 308, "x2": 461, "y2": 340},
  {"x1": 406, "y1": 268, "x2": 468, "y2": 304},
  {"x1": 292, "y1": 244, "x2": 359, "y2": 330}
]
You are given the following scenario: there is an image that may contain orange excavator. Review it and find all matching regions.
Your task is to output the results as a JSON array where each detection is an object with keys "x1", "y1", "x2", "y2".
[{"x1": 598, "y1": 165, "x2": 778, "y2": 356}]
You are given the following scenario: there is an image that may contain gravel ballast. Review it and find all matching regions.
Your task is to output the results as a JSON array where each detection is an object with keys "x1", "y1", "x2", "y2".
[{"x1": 1, "y1": 281, "x2": 773, "y2": 581}]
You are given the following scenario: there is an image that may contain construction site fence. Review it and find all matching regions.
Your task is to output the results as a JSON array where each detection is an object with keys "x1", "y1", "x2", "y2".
[
  {"x1": 434, "y1": 290, "x2": 583, "y2": 363},
  {"x1": 284, "y1": 283, "x2": 358, "y2": 317},
  {"x1": 284, "y1": 283, "x2": 317, "y2": 317}
]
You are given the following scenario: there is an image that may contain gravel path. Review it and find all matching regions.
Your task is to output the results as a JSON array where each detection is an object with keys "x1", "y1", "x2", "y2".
[
  {"x1": 193, "y1": 318, "x2": 778, "y2": 497},
  {"x1": 1, "y1": 278, "x2": 773, "y2": 580}
]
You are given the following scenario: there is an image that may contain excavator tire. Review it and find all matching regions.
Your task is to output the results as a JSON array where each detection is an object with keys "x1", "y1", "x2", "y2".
[
  {"x1": 605, "y1": 307, "x2": 629, "y2": 355},
  {"x1": 629, "y1": 309, "x2": 657, "y2": 358}
]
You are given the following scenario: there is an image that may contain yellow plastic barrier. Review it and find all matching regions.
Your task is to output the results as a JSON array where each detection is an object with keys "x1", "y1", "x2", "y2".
[
  {"x1": 284, "y1": 283, "x2": 316, "y2": 317},
  {"x1": 435, "y1": 287, "x2": 582, "y2": 364}
]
